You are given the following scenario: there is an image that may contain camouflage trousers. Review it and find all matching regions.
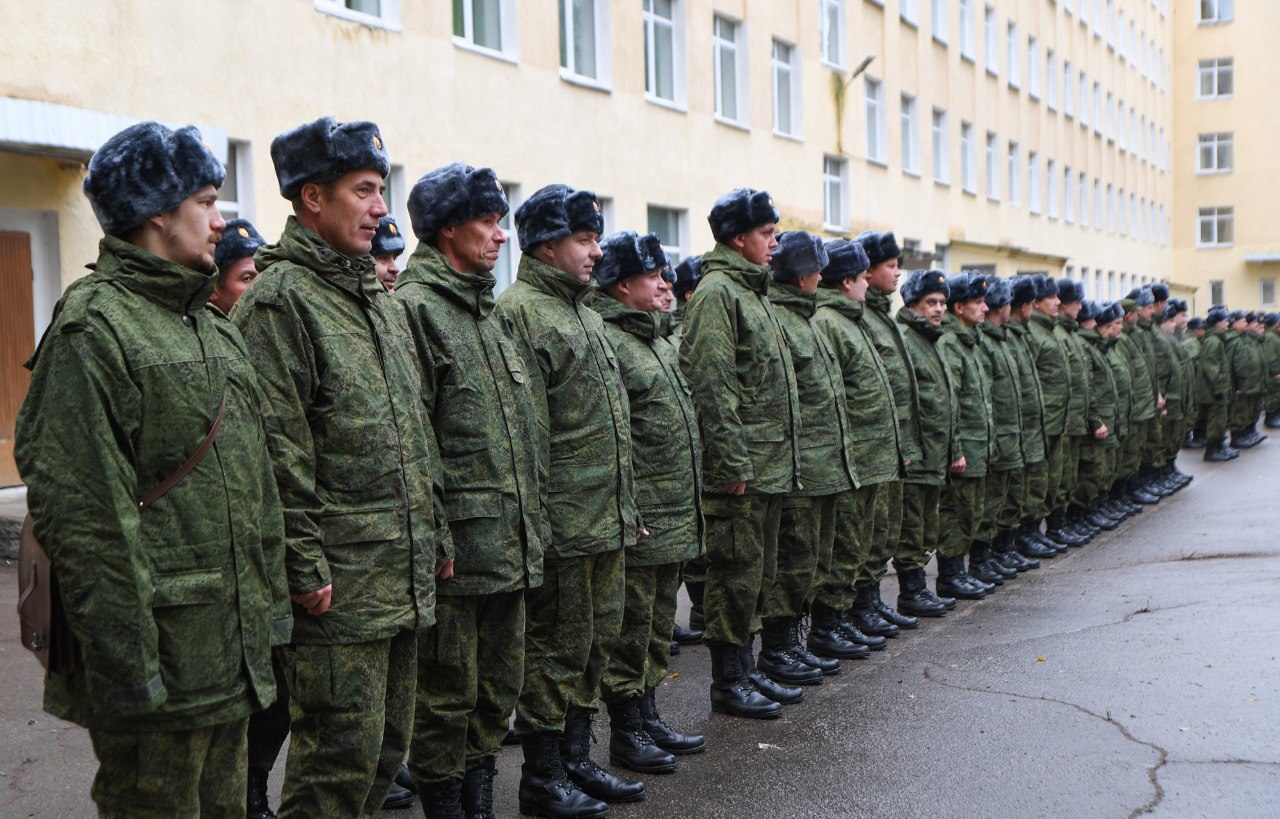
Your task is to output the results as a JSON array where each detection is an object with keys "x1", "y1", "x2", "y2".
[
  {"x1": 601, "y1": 561, "x2": 682, "y2": 702},
  {"x1": 278, "y1": 630, "x2": 417, "y2": 819},
  {"x1": 814, "y1": 485, "x2": 877, "y2": 612},
  {"x1": 765, "y1": 494, "x2": 839, "y2": 619},
  {"x1": 701, "y1": 493, "x2": 783, "y2": 647},
  {"x1": 1041, "y1": 435, "x2": 1066, "y2": 519},
  {"x1": 1143, "y1": 412, "x2": 1167, "y2": 469},
  {"x1": 938, "y1": 475, "x2": 985, "y2": 559},
  {"x1": 1229, "y1": 393, "x2": 1263, "y2": 431},
  {"x1": 1054, "y1": 436, "x2": 1083, "y2": 512},
  {"x1": 854, "y1": 480, "x2": 903, "y2": 589},
  {"x1": 681, "y1": 555, "x2": 707, "y2": 587},
  {"x1": 1163, "y1": 413, "x2": 1191, "y2": 463},
  {"x1": 1201, "y1": 403, "x2": 1229, "y2": 444},
  {"x1": 1118, "y1": 419, "x2": 1152, "y2": 479},
  {"x1": 979, "y1": 468, "x2": 1013, "y2": 543},
  {"x1": 410, "y1": 590, "x2": 525, "y2": 783},
  {"x1": 1075, "y1": 445, "x2": 1117, "y2": 505},
  {"x1": 516, "y1": 549, "x2": 625, "y2": 733},
  {"x1": 1268, "y1": 379, "x2": 1280, "y2": 413},
  {"x1": 1019, "y1": 458, "x2": 1049, "y2": 525},
  {"x1": 247, "y1": 646, "x2": 292, "y2": 771},
  {"x1": 895, "y1": 482, "x2": 941, "y2": 572},
  {"x1": 89, "y1": 717, "x2": 249, "y2": 819}
]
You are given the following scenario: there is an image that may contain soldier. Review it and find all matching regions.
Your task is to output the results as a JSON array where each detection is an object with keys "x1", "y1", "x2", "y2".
[
  {"x1": 976, "y1": 277, "x2": 1038, "y2": 578},
  {"x1": 895, "y1": 270, "x2": 962, "y2": 615},
  {"x1": 1226, "y1": 311, "x2": 1267, "y2": 448},
  {"x1": 497, "y1": 184, "x2": 644, "y2": 814},
  {"x1": 670, "y1": 254, "x2": 707, "y2": 643},
  {"x1": 393, "y1": 163, "x2": 544, "y2": 817},
  {"x1": 936, "y1": 273, "x2": 996, "y2": 599},
  {"x1": 1198, "y1": 306, "x2": 1237, "y2": 460},
  {"x1": 760, "y1": 232, "x2": 858, "y2": 685},
  {"x1": 1100, "y1": 302, "x2": 1141, "y2": 521},
  {"x1": 1183, "y1": 316, "x2": 1208, "y2": 448},
  {"x1": 1137, "y1": 284, "x2": 1190, "y2": 494},
  {"x1": 807, "y1": 240, "x2": 896, "y2": 657},
  {"x1": 669, "y1": 255, "x2": 702, "y2": 348},
  {"x1": 1117, "y1": 291, "x2": 1164, "y2": 498},
  {"x1": 232, "y1": 117, "x2": 449, "y2": 818},
  {"x1": 591, "y1": 231, "x2": 706, "y2": 772},
  {"x1": 15, "y1": 122, "x2": 290, "y2": 816},
  {"x1": 1264, "y1": 313, "x2": 1280, "y2": 429},
  {"x1": 1074, "y1": 301, "x2": 1123, "y2": 531},
  {"x1": 1052, "y1": 280, "x2": 1100, "y2": 541},
  {"x1": 851, "y1": 230, "x2": 922, "y2": 635},
  {"x1": 211, "y1": 218, "x2": 265, "y2": 314},
  {"x1": 679, "y1": 188, "x2": 802, "y2": 719},
  {"x1": 372, "y1": 215, "x2": 405, "y2": 291},
  {"x1": 1126, "y1": 287, "x2": 1176, "y2": 498},
  {"x1": 1157, "y1": 300, "x2": 1195, "y2": 488},
  {"x1": 1006, "y1": 277, "x2": 1060, "y2": 560}
]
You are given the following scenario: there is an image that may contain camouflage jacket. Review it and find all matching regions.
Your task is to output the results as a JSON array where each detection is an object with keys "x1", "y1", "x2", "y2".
[
  {"x1": 1105, "y1": 335, "x2": 1136, "y2": 438},
  {"x1": 1196, "y1": 330, "x2": 1231, "y2": 406},
  {"x1": 16, "y1": 237, "x2": 289, "y2": 732},
  {"x1": 1153, "y1": 328, "x2": 1190, "y2": 420},
  {"x1": 863, "y1": 289, "x2": 924, "y2": 468},
  {"x1": 769, "y1": 284, "x2": 857, "y2": 496},
  {"x1": 395, "y1": 243, "x2": 546, "y2": 596},
  {"x1": 233, "y1": 217, "x2": 450, "y2": 644},
  {"x1": 678, "y1": 245, "x2": 801, "y2": 495},
  {"x1": 1006, "y1": 321, "x2": 1048, "y2": 465},
  {"x1": 1119, "y1": 325, "x2": 1159, "y2": 421},
  {"x1": 1054, "y1": 317, "x2": 1092, "y2": 436},
  {"x1": 1026, "y1": 312, "x2": 1071, "y2": 437},
  {"x1": 1080, "y1": 329, "x2": 1119, "y2": 449},
  {"x1": 978, "y1": 320, "x2": 1026, "y2": 471},
  {"x1": 896, "y1": 307, "x2": 958, "y2": 484},
  {"x1": 813, "y1": 289, "x2": 902, "y2": 486},
  {"x1": 595, "y1": 294, "x2": 704, "y2": 566},
  {"x1": 496, "y1": 255, "x2": 640, "y2": 556},
  {"x1": 1138, "y1": 319, "x2": 1171, "y2": 399},
  {"x1": 1263, "y1": 332, "x2": 1280, "y2": 393},
  {"x1": 1225, "y1": 330, "x2": 1266, "y2": 396},
  {"x1": 937, "y1": 315, "x2": 994, "y2": 477}
]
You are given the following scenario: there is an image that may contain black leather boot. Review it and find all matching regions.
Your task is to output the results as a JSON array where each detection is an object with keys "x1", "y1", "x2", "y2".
[
  {"x1": 807, "y1": 602, "x2": 870, "y2": 659},
  {"x1": 461, "y1": 758, "x2": 496, "y2": 819},
  {"x1": 897, "y1": 567, "x2": 947, "y2": 617},
  {"x1": 1204, "y1": 440, "x2": 1235, "y2": 461},
  {"x1": 561, "y1": 714, "x2": 646, "y2": 804},
  {"x1": 606, "y1": 698, "x2": 676, "y2": 774},
  {"x1": 757, "y1": 618, "x2": 824, "y2": 685},
  {"x1": 419, "y1": 778, "x2": 463, "y2": 819},
  {"x1": 1046, "y1": 510, "x2": 1087, "y2": 546},
  {"x1": 968, "y1": 542, "x2": 1005, "y2": 585},
  {"x1": 993, "y1": 533, "x2": 1038, "y2": 571},
  {"x1": 638, "y1": 687, "x2": 705, "y2": 755},
  {"x1": 686, "y1": 582, "x2": 705, "y2": 630},
  {"x1": 786, "y1": 617, "x2": 841, "y2": 675},
  {"x1": 837, "y1": 609, "x2": 889, "y2": 649},
  {"x1": 851, "y1": 585, "x2": 900, "y2": 637},
  {"x1": 982, "y1": 539, "x2": 1018, "y2": 578},
  {"x1": 708, "y1": 643, "x2": 782, "y2": 719},
  {"x1": 1017, "y1": 524, "x2": 1058, "y2": 558},
  {"x1": 1231, "y1": 428, "x2": 1261, "y2": 449},
  {"x1": 384, "y1": 764, "x2": 416, "y2": 810},
  {"x1": 936, "y1": 555, "x2": 985, "y2": 600},
  {"x1": 743, "y1": 643, "x2": 804, "y2": 704},
  {"x1": 870, "y1": 583, "x2": 919, "y2": 629},
  {"x1": 672, "y1": 622, "x2": 703, "y2": 645},
  {"x1": 1266, "y1": 411, "x2": 1280, "y2": 429},
  {"x1": 247, "y1": 765, "x2": 274, "y2": 819},
  {"x1": 518, "y1": 733, "x2": 609, "y2": 819},
  {"x1": 1186, "y1": 430, "x2": 1208, "y2": 448}
]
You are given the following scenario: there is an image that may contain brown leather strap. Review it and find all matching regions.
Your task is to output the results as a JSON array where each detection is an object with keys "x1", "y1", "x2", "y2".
[{"x1": 138, "y1": 394, "x2": 227, "y2": 511}]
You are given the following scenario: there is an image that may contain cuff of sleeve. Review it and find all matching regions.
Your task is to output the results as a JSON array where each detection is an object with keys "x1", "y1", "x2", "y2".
[
  {"x1": 289, "y1": 556, "x2": 332, "y2": 596},
  {"x1": 435, "y1": 525, "x2": 455, "y2": 565},
  {"x1": 270, "y1": 616, "x2": 295, "y2": 646},
  {"x1": 95, "y1": 669, "x2": 166, "y2": 715}
]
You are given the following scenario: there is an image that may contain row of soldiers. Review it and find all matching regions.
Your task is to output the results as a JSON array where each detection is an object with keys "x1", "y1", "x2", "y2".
[
  {"x1": 13, "y1": 115, "x2": 1265, "y2": 819},
  {"x1": 1181, "y1": 307, "x2": 1280, "y2": 459}
]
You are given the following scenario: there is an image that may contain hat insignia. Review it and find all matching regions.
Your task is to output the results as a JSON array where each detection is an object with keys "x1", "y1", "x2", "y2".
[
  {"x1": 768, "y1": 198, "x2": 775, "y2": 206},
  {"x1": 238, "y1": 227, "x2": 250, "y2": 238},
  {"x1": 373, "y1": 134, "x2": 383, "y2": 151},
  {"x1": 496, "y1": 179, "x2": 504, "y2": 192},
  {"x1": 389, "y1": 223, "x2": 398, "y2": 235},
  {"x1": 593, "y1": 201, "x2": 601, "y2": 212}
]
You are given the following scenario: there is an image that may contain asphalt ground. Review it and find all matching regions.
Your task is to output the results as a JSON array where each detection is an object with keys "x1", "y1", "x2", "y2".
[{"x1": 2, "y1": 438, "x2": 1277, "y2": 817}]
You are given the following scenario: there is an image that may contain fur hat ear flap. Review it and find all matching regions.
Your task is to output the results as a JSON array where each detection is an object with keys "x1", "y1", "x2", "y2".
[
  {"x1": 215, "y1": 218, "x2": 265, "y2": 271},
  {"x1": 371, "y1": 216, "x2": 406, "y2": 257},
  {"x1": 270, "y1": 116, "x2": 389, "y2": 200},
  {"x1": 636, "y1": 232, "x2": 668, "y2": 273},
  {"x1": 83, "y1": 121, "x2": 226, "y2": 236},
  {"x1": 565, "y1": 190, "x2": 605, "y2": 237},
  {"x1": 769, "y1": 231, "x2": 829, "y2": 282},
  {"x1": 820, "y1": 238, "x2": 871, "y2": 285},
  {"x1": 674, "y1": 255, "x2": 703, "y2": 299},
  {"x1": 708, "y1": 188, "x2": 780, "y2": 244}
]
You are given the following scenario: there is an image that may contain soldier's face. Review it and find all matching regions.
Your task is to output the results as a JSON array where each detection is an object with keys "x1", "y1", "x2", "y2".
[
  {"x1": 374, "y1": 253, "x2": 400, "y2": 291},
  {"x1": 988, "y1": 302, "x2": 1012, "y2": 326},
  {"x1": 1061, "y1": 300, "x2": 1082, "y2": 319},
  {"x1": 1034, "y1": 295, "x2": 1060, "y2": 316},
  {"x1": 441, "y1": 212, "x2": 507, "y2": 275},
  {"x1": 732, "y1": 223, "x2": 778, "y2": 266},
  {"x1": 952, "y1": 298, "x2": 987, "y2": 327},
  {"x1": 542, "y1": 231, "x2": 603, "y2": 281},
  {"x1": 1101, "y1": 319, "x2": 1122, "y2": 338},
  {"x1": 867, "y1": 258, "x2": 900, "y2": 293},
  {"x1": 840, "y1": 271, "x2": 870, "y2": 302},
  {"x1": 912, "y1": 292, "x2": 947, "y2": 326},
  {"x1": 1139, "y1": 303, "x2": 1157, "y2": 321},
  {"x1": 157, "y1": 184, "x2": 225, "y2": 271},
  {"x1": 308, "y1": 169, "x2": 388, "y2": 260},
  {"x1": 659, "y1": 286, "x2": 675, "y2": 312},
  {"x1": 210, "y1": 255, "x2": 257, "y2": 313},
  {"x1": 614, "y1": 268, "x2": 669, "y2": 312},
  {"x1": 794, "y1": 271, "x2": 822, "y2": 294}
]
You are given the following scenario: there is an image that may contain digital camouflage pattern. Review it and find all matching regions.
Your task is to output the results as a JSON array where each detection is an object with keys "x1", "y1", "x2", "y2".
[
  {"x1": 1054, "y1": 317, "x2": 1092, "y2": 437},
  {"x1": 897, "y1": 482, "x2": 942, "y2": 572},
  {"x1": 1027, "y1": 311, "x2": 1072, "y2": 438},
  {"x1": 233, "y1": 216, "x2": 449, "y2": 643},
  {"x1": 699, "y1": 494, "x2": 784, "y2": 646},
  {"x1": 1226, "y1": 329, "x2": 1265, "y2": 398},
  {"x1": 1006, "y1": 320, "x2": 1048, "y2": 465},
  {"x1": 16, "y1": 236, "x2": 289, "y2": 733},
  {"x1": 767, "y1": 494, "x2": 838, "y2": 619},
  {"x1": 1197, "y1": 327, "x2": 1232, "y2": 407},
  {"x1": 1263, "y1": 329, "x2": 1280, "y2": 412},
  {"x1": 863, "y1": 288, "x2": 924, "y2": 468},
  {"x1": 858, "y1": 480, "x2": 904, "y2": 588},
  {"x1": 937, "y1": 315, "x2": 994, "y2": 478},
  {"x1": 896, "y1": 306, "x2": 958, "y2": 485},
  {"x1": 1120, "y1": 326, "x2": 1159, "y2": 422},
  {"x1": 1106, "y1": 332, "x2": 1136, "y2": 441},
  {"x1": 395, "y1": 242, "x2": 546, "y2": 595},
  {"x1": 678, "y1": 244, "x2": 801, "y2": 494},
  {"x1": 1081, "y1": 329, "x2": 1119, "y2": 449},
  {"x1": 601, "y1": 562, "x2": 682, "y2": 701},
  {"x1": 814, "y1": 487, "x2": 875, "y2": 610},
  {"x1": 978, "y1": 320, "x2": 1027, "y2": 471}
]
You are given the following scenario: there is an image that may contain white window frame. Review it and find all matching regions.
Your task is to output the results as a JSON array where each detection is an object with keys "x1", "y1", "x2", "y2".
[
  {"x1": 960, "y1": 121, "x2": 976, "y2": 193},
  {"x1": 453, "y1": 0, "x2": 519, "y2": 62},
  {"x1": 559, "y1": 0, "x2": 612, "y2": 89},
  {"x1": 216, "y1": 140, "x2": 254, "y2": 222},
  {"x1": 902, "y1": 0, "x2": 919, "y2": 27},
  {"x1": 865, "y1": 77, "x2": 887, "y2": 164},
  {"x1": 771, "y1": 38, "x2": 802, "y2": 138},
  {"x1": 901, "y1": 94, "x2": 920, "y2": 175},
  {"x1": 1008, "y1": 141, "x2": 1021, "y2": 206},
  {"x1": 1047, "y1": 159, "x2": 1058, "y2": 219},
  {"x1": 932, "y1": 108, "x2": 950, "y2": 184},
  {"x1": 1197, "y1": 207, "x2": 1234, "y2": 248},
  {"x1": 1197, "y1": 132, "x2": 1234, "y2": 174},
  {"x1": 1260, "y1": 277, "x2": 1277, "y2": 307},
  {"x1": 823, "y1": 155, "x2": 850, "y2": 232},
  {"x1": 985, "y1": 131, "x2": 999, "y2": 200},
  {"x1": 1007, "y1": 22, "x2": 1020, "y2": 88},
  {"x1": 713, "y1": 14, "x2": 750, "y2": 127},
  {"x1": 493, "y1": 181, "x2": 522, "y2": 295},
  {"x1": 1046, "y1": 50, "x2": 1058, "y2": 110},
  {"x1": 314, "y1": 0, "x2": 402, "y2": 31},
  {"x1": 1199, "y1": 0, "x2": 1233, "y2": 25},
  {"x1": 959, "y1": 0, "x2": 975, "y2": 60},
  {"x1": 984, "y1": 6, "x2": 999, "y2": 75},
  {"x1": 1094, "y1": 179, "x2": 1103, "y2": 229},
  {"x1": 1209, "y1": 279, "x2": 1225, "y2": 304},
  {"x1": 1106, "y1": 184, "x2": 1116, "y2": 232},
  {"x1": 1094, "y1": 83, "x2": 1103, "y2": 135},
  {"x1": 647, "y1": 204, "x2": 688, "y2": 262},
  {"x1": 1027, "y1": 37, "x2": 1040, "y2": 99},
  {"x1": 1028, "y1": 151, "x2": 1041, "y2": 215},
  {"x1": 1078, "y1": 172, "x2": 1088, "y2": 227},
  {"x1": 1063, "y1": 60, "x2": 1074, "y2": 117},
  {"x1": 1063, "y1": 165, "x2": 1074, "y2": 223},
  {"x1": 643, "y1": 0, "x2": 687, "y2": 109},
  {"x1": 820, "y1": 0, "x2": 846, "y2": 69},
  {"x1": 932, "y1": 0, "x2": 949, "y2": 44},
  {"x1": 1197, "y1": 58, "x2": 1234, "y2": 100}
]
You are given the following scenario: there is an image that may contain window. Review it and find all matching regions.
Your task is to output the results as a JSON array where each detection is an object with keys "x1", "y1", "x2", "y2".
[
  {"x1": 823, "y1": 156, "x2": 849, "y2": 230},
  {"x1": 598, "y1": 196, "x2": 616, "y2": 234},
  {"x1": 1094, "y1": 179, "x2": 1103, "y2": 229},
  {"x1": 959, "y1": 0, "x2": 974, "y2": 59},
  {"x1": 1028, "y1": 151, "x2": 1041, "y2": 214},
  {"x1": 984, "y1": 7, "x2": 999, "y2": 74},
  {"x1": 985, "y1": 131, "x2": 999, "y2": 199},
  {"x1": 1079, "y1": 73, "x2": 1089, "y2": 127},
  {"x1": 1063, "y1": 60, "x2": 1074, "y2": 116},
  {"x1": 1063, "y1": 165, "x2": 1073, "y2": 223},
  {"x1": 559, "y1": 0, "x2": 610, "y2": 85},
  {"x1": 647, "y1": 205, "x2": 687, "y2": 262},
  {"x1": 1198, "y1": 207, "x2": 1234, "y2": 247},
  {"x1": 901, "y1": 94, "x2": 920, "y2": 174},
  {"x1": 820, "y1": 0, "x2": 845, "y2": 68},
  {"x1": 1261, "y1": 277, "x2": 1277, "y2": 307},
  {"x1": 1124, "y1": 191, "x2": 1132, "y2": 237},
  {"x1": 493, "y1": 182, "x2": 521, "y2": 294},
  {"x1": 454, "y1": 0, "x2": 514, "y2": 57},
  {"x1": 1092, "y1": 0, "x2": 1102, "y2": 37},
  {"x1": 1078, "y1": 172, "x2": 1088, "y2": 227},
  {"x1": 713, "y1": 15, "x2": 747, "y2": 124},
  {"x1": 1046, "y1": 50, "x2": 1057, "y2": 109},
  {"x1": 1209, "y1": 279, "x2": 1225, "y2": 304},
  {"x1": 1094, "y1": 82, "x2": 1103, "y2": 135},
  {"x1": 1198, "y1": 132, "x2": 1234, "y2": 173},
  {"x1": 902, "y1": 0, "x2": 919, "y2": 26},
  {"x1": 1008, "y1": 141, "x2": 1020, "y2": 205},
  {"x1": 1198, "y1": 58, "x2": 1234, "y2": 99},
  {"x1": 1199, "y1": 0, "x2": 1233, "y2": 24},
  {"x1": 1027, "y1": 37, "x2": 1040, "y2": 99},
  {"x1": 932, "y1": 109, "x2": 949, "y2": 183},
  {"x1": 772, "y1": 39, "x2": 800, "y2": 137},
  {"x1": 1007, "y1": 22, "x2": 1020, "y2": 88},
  {"x1": 1105, "y1": 91, "x2": 1114, "y2": 141},
  {"x1": 316, "y1": 0, "x2": 401, "y2": 30},
  {"x1": 932, "y1": 0, "x2": 948, "y2": 42},
  {"x1": 644, "y1": 0, "x2": 685, "y2": 107},
  {"x1": 217, "y1": 140, "x2": 253, "y2": 221},
  {"x1": 961, "y1": 121, "x2": 976, "y2": 192},
  {"x1": 1106, "y1": 183, "x2": 1114, "y2": 232},
  {"x1": 865, "y1": 78, "x2": 886, "y2": 162},
  {"x1": 1047, "y1": 159, "x2": 1058, "y2": 218}
]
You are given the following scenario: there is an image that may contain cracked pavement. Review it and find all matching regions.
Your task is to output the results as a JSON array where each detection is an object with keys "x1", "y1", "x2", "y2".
[{"x1": 1, "y1": 442, "x2": 1277, "y2": 817}]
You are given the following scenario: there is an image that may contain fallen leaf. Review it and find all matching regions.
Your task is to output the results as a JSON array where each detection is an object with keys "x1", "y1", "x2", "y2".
[{"x1": 1037, "y1": 656, "x2": 1047, "y2": 662}]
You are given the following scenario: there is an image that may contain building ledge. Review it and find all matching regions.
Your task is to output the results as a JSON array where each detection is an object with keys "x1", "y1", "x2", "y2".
[{"x1": 0, "y1": 97, "x2": 227, "y2": 163}]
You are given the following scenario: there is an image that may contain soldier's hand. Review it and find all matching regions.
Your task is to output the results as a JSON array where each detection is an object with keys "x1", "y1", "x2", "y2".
[
  {"x1": 292, "y1": 584, "x2": 332, "y2": 616},
  {"x1": 1157, "y1": 393, "x2": 1166, "y2": 409},
  {"x1": 720, "y1": 482, "x2": 747, "y2": 495},
  {"x1": 436, "y1": 560, "x2": 455, "y2": 579},
  {"x1": 1094, "y1": 424, "x2": 1109, "y2": 440},
  {"x1": 950, "y1": 456, "x2": 966, "y2": 474},
  {"x1": 639, "y1": 528, "x2": 651, "y2": 539}
]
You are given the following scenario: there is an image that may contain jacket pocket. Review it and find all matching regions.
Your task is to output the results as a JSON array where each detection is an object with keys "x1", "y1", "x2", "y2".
[
  {"x1": 319, "y1": 505, "x2": 403, "y2": 546},
  {"x1": 444, "y1": 489, "x2": 502, "y2": 521},
  {"x1": 702, "y1": 494, "x2": 754, "y2": 564},
  {"x1": 151, "y1": 568, "x2": 233, "y2": 694},
  {"x1": 498, "y1": 339, "x2": 528, "y2": 385}
]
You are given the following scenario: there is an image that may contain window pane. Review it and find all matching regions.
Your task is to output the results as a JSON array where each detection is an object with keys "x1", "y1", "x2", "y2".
[
  {"x1": 572, "y1": 0, "x2": 597, "y2": 78},
  {"x1": 453, "y1": 0, "x2": 465, "y2": 37},
  {"x1": 1218, "y1": 63, "x2": 1233, "y2": 95},
  {"x1": 1220, "y1": 139, "x2": 1233, "y2": 170},
  {"x1": 221, "y1": 146, "x2": 239, "y2": 203},
  {"x1": 475, "y1": 0, "x2": 502, "y2": 49},
  {"x1": 347, "y1": 0, "x2": 380, "y2": 14},
  {"x1": 719, "y1": 45, "x2": 737, "y2": 119},
  {"x1": 653, "y1": 24, "x2": 674, "y2": 99},
  {"x1": 1219, "y1": 212, "x2": 1233, "y2": 243}
]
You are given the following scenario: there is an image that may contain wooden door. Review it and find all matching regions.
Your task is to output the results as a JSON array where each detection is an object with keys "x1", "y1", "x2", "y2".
[{"x1": 0, "y1": 231, "x2": 35, "y2": 487}]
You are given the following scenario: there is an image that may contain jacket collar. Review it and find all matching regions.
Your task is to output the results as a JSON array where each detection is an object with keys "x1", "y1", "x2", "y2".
[
  {"x1": 815, "y1": 287, "x2": 863, "y2": 321},
  {"x1": 1030, "y1": 310, "x2": 1057, "y2": 330},
  {"x1": 943, "y1": 313, "x2": 979, "y2": 346},
  {"x1": 256, "y1": 216, "x2": 382, "y2": 300},
  {"x1": 516, "y1": 254, "x2": 596, "y2": 306},
  {"x1": 594, "y1": 293, "x2": 666, "y2": 340},
  {"x1": 398, "y1": 242, "x2": 496, "y2": 318},
  {"x1": 769, "y1": 283, "x2": 817, "y2": 319},
  {"x1": 865, "y1": 287, "x2": 894, "y2": 315},
  {"x1": 93, "y1": 235, "x2": 218, "y2": 315},
  {"x1": 896, "y1": 305, "x2": 943, "y2": 340},
  {"x1": 701, "y1": 243, "x2": 771, "y2": 295},
  {"x1": 979, "y1": 319, "x2": 1006, "y2": 340}
]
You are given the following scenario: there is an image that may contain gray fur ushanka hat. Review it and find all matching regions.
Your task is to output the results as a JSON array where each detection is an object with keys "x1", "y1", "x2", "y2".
[
  {"x1": 371, "y1": 216, "x2": 406, "y2": 257},
  {"x1": 214, "y1": 219, "x2": 265, "y2": 271},
  {"x1": 674, "y1": 255, "x2": 703, "y2": 299},
  {"x1": 270, "y1": 116, "x2": 390, "y2": 199},
  {"x1": 901, "y1": 269, "x2": 948, "y2": 305},
  {"x1": 409, "y1": 162, "x2": 509, "y2": 242},
  {"x1": 853, "y1": 230, "x2": 902, "y2": 267},
  {"x1": 514, "y1": 184, "x2": 604, "y2": 252},
  {"x1": 594, "y1": 231, "x2": 668, "y2": 290},
  {"x1": 708, "y1": 188, "x2": 779, "y2": 244},
  {"x1": 770, "y1": 231, "x2": 829, "y2": 282},
  {"x1": 819, "y1": 239, "x2": 871, "y2": 285}
]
